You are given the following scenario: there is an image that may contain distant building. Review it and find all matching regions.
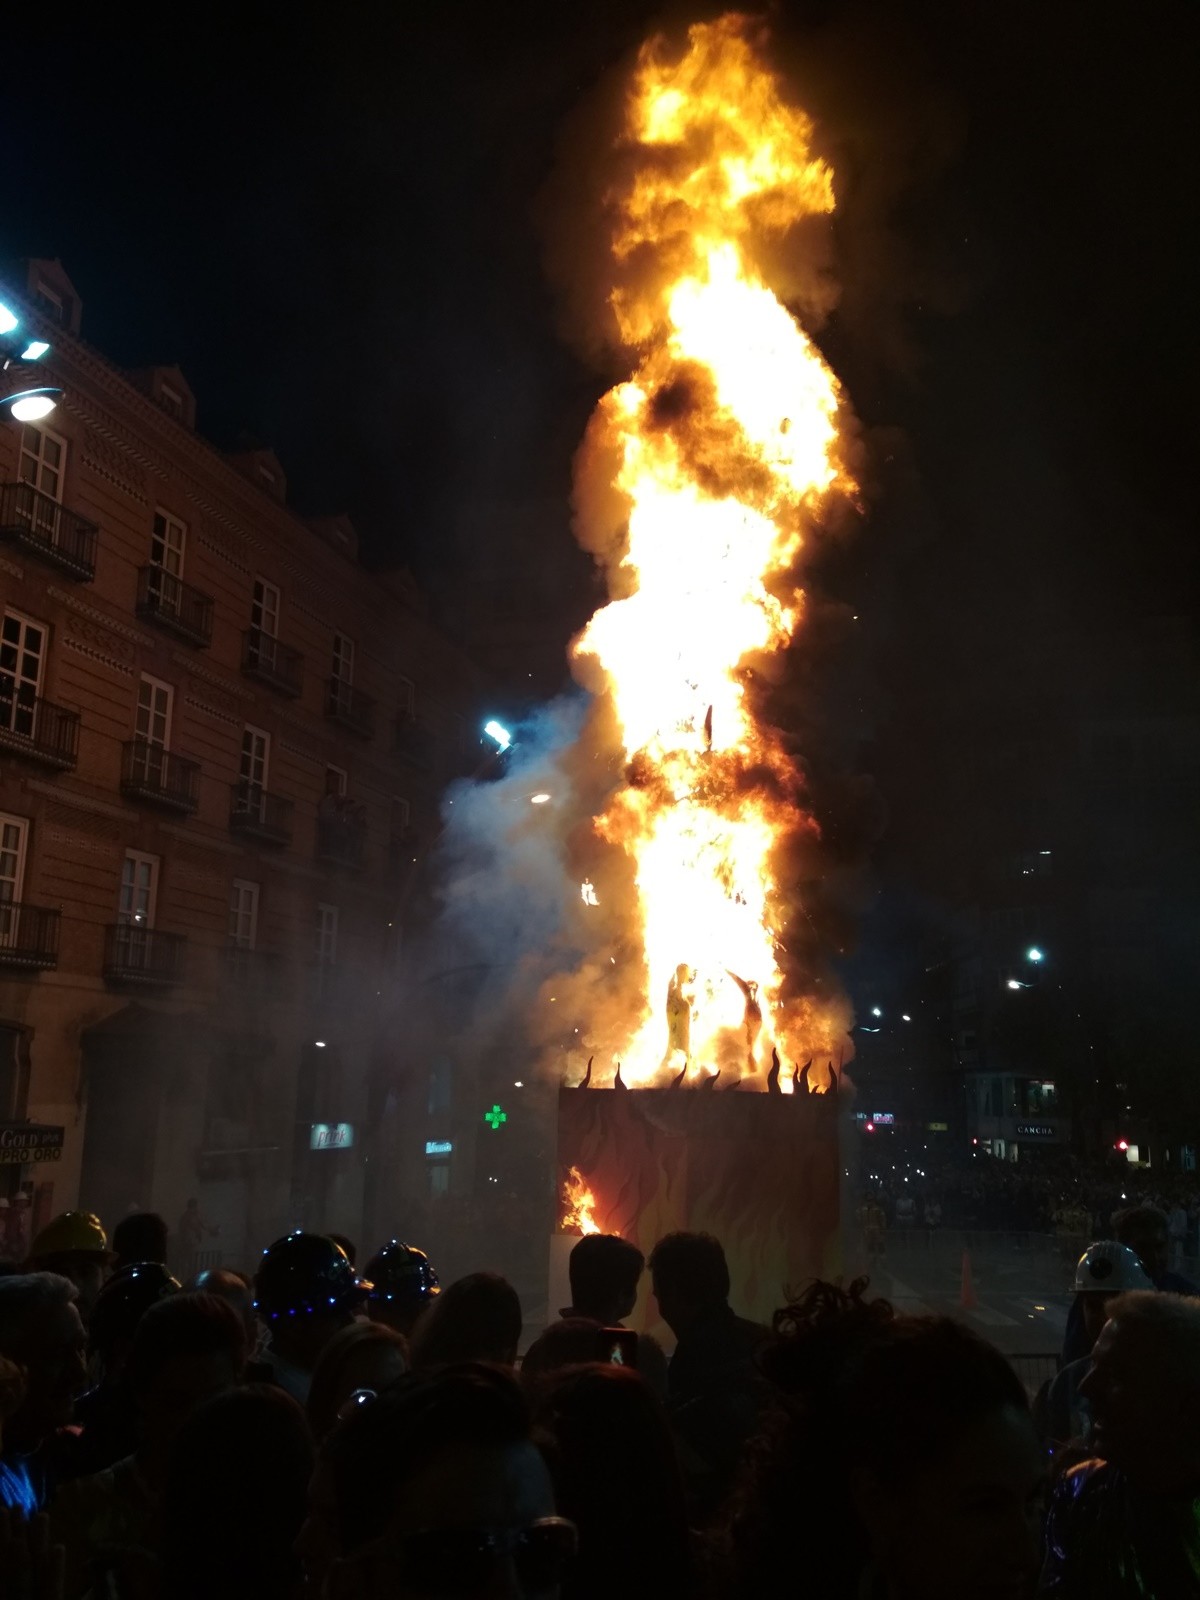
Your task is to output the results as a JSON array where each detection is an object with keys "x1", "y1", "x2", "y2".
[{"x1": 0, "y1": 259, "x2": 483, "y2": 1262}]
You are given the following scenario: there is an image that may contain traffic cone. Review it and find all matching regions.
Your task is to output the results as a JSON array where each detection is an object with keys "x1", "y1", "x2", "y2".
[{"x1": 960, "y1": 1248, "x2": 978, "y2": 1311}]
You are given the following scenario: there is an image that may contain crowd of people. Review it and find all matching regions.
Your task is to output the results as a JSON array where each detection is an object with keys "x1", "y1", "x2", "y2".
[
  {"x1": 860, "y1": 1148, "x2": 1200, "y2": 1259},
  {"x1": 1, "y1": 1198, "x2": 1198, "y2": 1597}
]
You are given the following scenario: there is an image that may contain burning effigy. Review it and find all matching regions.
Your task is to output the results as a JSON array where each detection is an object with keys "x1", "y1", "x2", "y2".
[{"x1": 545, "y1": 14, "x2": 857, "y2": 1322}]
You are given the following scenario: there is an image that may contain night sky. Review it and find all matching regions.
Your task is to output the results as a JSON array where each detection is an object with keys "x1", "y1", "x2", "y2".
[{"x1": 4, "y1": 1, "x2": 1196, "y2": 971}]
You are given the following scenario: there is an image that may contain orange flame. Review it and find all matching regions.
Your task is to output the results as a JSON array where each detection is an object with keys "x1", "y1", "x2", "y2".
[
  {"x1": 561, "y1": 1165, "x2": 601, "y2": 1235},
  {"x1": 568, "y1": 14, "x2": 854, "y2": 1088}
]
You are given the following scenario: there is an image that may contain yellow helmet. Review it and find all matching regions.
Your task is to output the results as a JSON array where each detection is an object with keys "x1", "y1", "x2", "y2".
[{"x1": 29, "y1": 1210, "x2": 110, "y2": 1261}]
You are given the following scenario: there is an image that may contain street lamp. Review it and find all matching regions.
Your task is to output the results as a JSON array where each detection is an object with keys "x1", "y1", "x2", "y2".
[
  {"x1": 1026, "y1": 947, "x2": 1045, "y2": 964},
  {"x1": 1, "y1": 301, "x2": 61, "y2": 420},
  {"x1": 483, "y1": 719, "x2": 512, "y2": 752}
]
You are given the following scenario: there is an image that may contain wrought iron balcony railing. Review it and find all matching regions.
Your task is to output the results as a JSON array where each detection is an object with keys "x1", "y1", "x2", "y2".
[
  {"x1": 103, "y1": 923, "x2": 186, "y2": 985},
  {"x1": 325, "y1": 677, "x2": 374, "y2": 738},
  {"x1": 0, "y1": 691, "x2": 80, "y2": 770},
  {"x1": 120, "y1": 740, "x2": 200, "y2": 813},
  {"x1": 316, "y1": 808, "x2": 366, "y2": 870},
  {"x1": 136, "y1": 565, "x2": 214, "y2": 647},
  {"x1": 394, "y1": 717, "x2": 435, "y2": 770},
  {"x1": 0, "y1": 482, "x2": 98, "y2": 581},
  {"x1": 0, "y1": 902, "x2": 61, "y2": 970},
  {"x1": 229, "y1": 781, "x2": 293, "y2": 847},
  {"x1": 242, "y1": 627, "x2": 303, "y2": 697}
]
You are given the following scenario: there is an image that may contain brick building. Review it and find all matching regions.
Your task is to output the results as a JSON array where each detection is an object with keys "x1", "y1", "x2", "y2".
[{"x1": 0, "y1": 258, "x2": 484, "y2": 1266}]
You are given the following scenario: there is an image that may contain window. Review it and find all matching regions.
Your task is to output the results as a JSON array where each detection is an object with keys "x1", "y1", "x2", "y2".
[
  {"x1": 0, "y1": 815, "x2": 30, "y2": 947},
  {"x1": 252, "y1": 579, "x2": 280, "y2": 639},
  {"x1": 325, "y1": 765, "x2": 347, "y2": 799},
  {"x1": 136, "y1": 676, "x2": 173, "y2": 749},
  {"x1": 1, "y1": 611, "x2": 47, "y2": 739},
  {"x1": 118, "y1": 852, "x2": 158, "y2": 928},
  {"x1": 315, "y1": 903, "x2": 338, "y2": 966},
  {"x1": 34, "y1": 281, "x2": 63, "y2": 322},
  {"x1": 228, "y1": 880, "x2": 259, "y2": 949},
  {"x1": 332, "y1": 633, "x2": 355, "y2": 685},
  {"x1": 397, "y1": 676, "x2": 416, "y2": 722},
  {"x1": 151, "y1": 510, "x2": 186, "y2": 577},
  {"x1": 240, "y1": 725, "x2": 270, "y2": 792},
  {"x1": 19, "y1": 425, "x2": 67, "y2": 503}
]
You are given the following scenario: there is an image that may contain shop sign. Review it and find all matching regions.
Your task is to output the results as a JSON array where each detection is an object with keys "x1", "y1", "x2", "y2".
[
  {"x1": 0, "y1": 1124, "x2": 65, "y2": 1164},
  {"x1": 310, "y1": 1122, "x2": 354, "y2": 1151}
]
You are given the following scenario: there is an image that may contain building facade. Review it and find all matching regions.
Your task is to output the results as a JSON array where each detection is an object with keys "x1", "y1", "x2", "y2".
[{"x1": 0, "y1": 259, "x2": 483, "y2": 1265}]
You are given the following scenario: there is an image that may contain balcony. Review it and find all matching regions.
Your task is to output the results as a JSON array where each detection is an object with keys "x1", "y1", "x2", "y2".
[
  {"x1": 229, "y1": 781, "x2": 293, "y2": 847},
  {"x1": 325, "y1": 677, "x2": 374, "y2": 739},
  {"x1": 316, "y1": 802, "x2": 366, "y2": 871},
  {"x1": 136, "y1": 565, "x2": 214, "y2": 648},
  {"x1": 120, "y1": 740, "x2": 200, "y2": 814},
  {"x1": 242, "y1": 628, "x2": 303, "y2": 698},
  {"x1": 394, "y1": 717, "x2": 435, "y2": 770},
  {"x1": 0, "y1": 482, "x2": 98, "y2": 582},
  {"x1": 103, "y1": 923, "x2": 186, "y2": 986},
  {"x1": 224, "y1": 943, "x2": 286, "y2": 994},
  {"x1": 0, "y1": 692, "x2": 80, "y2": 770},
  {"x1": 0, "y1": 902, "x2": 61, "y2": 971}
]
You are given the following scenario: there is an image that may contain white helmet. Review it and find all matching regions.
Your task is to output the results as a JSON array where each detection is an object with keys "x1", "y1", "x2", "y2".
[{"x1": 1072, "y1": 1240, "x2": 1154, "y2": 1294}]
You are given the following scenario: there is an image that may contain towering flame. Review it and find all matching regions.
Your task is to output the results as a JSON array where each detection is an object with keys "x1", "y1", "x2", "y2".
[{"x1": 565, "y1": 13, "x2": 855, "y2": 1089}]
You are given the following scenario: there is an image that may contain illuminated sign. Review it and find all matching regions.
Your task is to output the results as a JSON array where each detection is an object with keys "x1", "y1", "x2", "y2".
[
  {"x1": 927, "y1": 1122, "x2": 949, "y2": 1132},
  {"x1": 855, "y1": 1112, "x2": 895, "y2": 1126},
  {"x1": 0, "y1": 1124, "x2": 64, "y2": 1164},
  {"x1": 310, "y1": 1122, "x2": 354, "y2": 1151},
  {"x1": 484, "y1": 1104, "x2": 507, "y2": 1131},
  {"x1": 1015, "y1": 1123, "x2": 1055, "y2": 1138},
  {"x1": 425, "y1": 1140, "x2": 453, "y2": 1157}
]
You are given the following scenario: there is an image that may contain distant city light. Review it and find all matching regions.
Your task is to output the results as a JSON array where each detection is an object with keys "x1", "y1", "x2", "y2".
[
  {"x1": 1026, "y1": 947, "x2": 1044, "y2": 963},
  {"x1": 8, "y1": 389, "x2": 59, "y2": 422},
  {"x1": 314, "y1": 1040, "x2": 326, "y2": 1049},
  {"x1": 870, "y1": 1006, "x2": 882, "y2": 1018},
  {"x1": 514, "y1": 1081, "x2": 524, "y2": 1088},
  {"x1": 483, "y1": 720, "x2": 511, "y2": 751},
  {"x1": 21, "y1": 339, "x2": 50, "y2": 361},
  {"x1": 1006, "y1": 978, "x2": 1022, "y2": 990},
  {"x1": 0, "y1": 303, "x2": 17, "y2": 334},
  {"x1": 530, "y1": 792, "x2": 551, "y2": 805},
  {"x1": 901, "y1": 1014, "x2": 912, "y2": 1022}
]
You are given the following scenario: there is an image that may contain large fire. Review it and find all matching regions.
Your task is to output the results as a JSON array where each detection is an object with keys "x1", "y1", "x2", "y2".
[
  {"x1": 565, "y1": 13, "x2": 854, "y2": 1090},
  {"x1": 561, "y1": 1165, "x2": 601, "y2": 1235}
]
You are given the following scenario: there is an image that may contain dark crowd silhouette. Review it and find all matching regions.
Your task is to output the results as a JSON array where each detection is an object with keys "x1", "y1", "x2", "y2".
[{"x1": 2, "y1": 1200, "x2": 1199, "y2": 1597}]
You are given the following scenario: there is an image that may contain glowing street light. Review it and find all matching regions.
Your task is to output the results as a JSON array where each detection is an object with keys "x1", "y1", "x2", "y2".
[
  {"x1": 7, "y1": 388, "x2": 60, "y2": 422},
  {"x1": 21, "y1": 340, "x2": 50, "y2": 361},
  {"x1": 530, "y1": 792, "x2": 551, "y2": 805},
  {"x1": 1026, "y1": 946, "x2": 1045, "y2": 964},
  {"x1": 870, "y1": 1006, "x2": 882, "y2": 1018},
  {"x1": 483, "y1": 719, "x2": 511, "y2": 752},
  {"x1": 0, "y1": 303, "x2": 17, "y2": 335}
]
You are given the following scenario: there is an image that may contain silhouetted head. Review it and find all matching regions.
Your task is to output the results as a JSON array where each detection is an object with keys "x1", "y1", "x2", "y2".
[
  {"x1": 409, "y1": 1273, "x2": 522, "y2": 1371},
  {"x1": 568, "y1": 1235, "x2": 643, "y2": 1324},
  {"x1": 649, "y1": 1232, "x2": 729, "y2": 1338},
  {"x1": 307, "y1": 1321, "x2": 409, "y2": 1442},
  {"x1": 112, "y1": 1212, "x2": 169, "y2": 1270}
]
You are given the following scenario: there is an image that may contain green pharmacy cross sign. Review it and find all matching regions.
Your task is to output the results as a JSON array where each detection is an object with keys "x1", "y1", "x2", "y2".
[{"x1": 484, "y1": 1104, "x2": 508, "y2": 1131}]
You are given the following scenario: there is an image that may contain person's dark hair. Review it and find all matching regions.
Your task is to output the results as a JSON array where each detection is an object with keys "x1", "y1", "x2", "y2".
[
  {"x1": 328, "y1": 1233, "x2": 357, "y2": 1267},
  {"x1": 568, "y1": 1235, "x2": 643, "y2": 1315},
  {"x1": 649, "y1": 1232, "x2": 730, "y2": 1308},
  {"x1": 127, "y1": 1291, "x2": 246, "y2": 1393},
  {"x1": 161, "y1": 1384, "x2": 314, "y2": 1599},
  {"x1": 111, "y1": 1212, "x2": 169, "y2": 1267},
  {"x1": 521, "y1": 1319, "x2": 605, "y2": 1387},
  {"x1": 727, "y1": 1280, "x2": 1029, "y2": 1597},
  {"x1": 306, "y1": 1319, "x2": 408, "y2": 1441},
  {"x1": 1112, "y1": 1203, "x2": 1168, "y2": 1240},
  {"x1": 535, "y1": 1364, "x2": 690, "y2": 1600},
  {"x1": 321, "y1": 1364, "x2": 531, "y2": 1555},
  {"x1": 409, "y1": 1272, "x2": 522, "y2": 1370}
]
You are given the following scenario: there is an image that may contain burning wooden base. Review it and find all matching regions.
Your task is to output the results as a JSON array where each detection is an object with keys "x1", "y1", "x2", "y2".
[{"x1": 551, "y1": 1084, "x2": 843, "y2": 1330}]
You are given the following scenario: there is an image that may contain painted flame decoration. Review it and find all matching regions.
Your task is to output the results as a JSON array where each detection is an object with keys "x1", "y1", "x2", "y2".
[
  {"x1": 561, "y1": 1165, "x2": 601, "y2": 1235},
  {"x1": 569, "y1": 14, "x2": 854, "y2": 1089}
]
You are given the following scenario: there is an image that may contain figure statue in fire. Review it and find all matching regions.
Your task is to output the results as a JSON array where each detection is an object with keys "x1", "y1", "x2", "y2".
[
  {"x1": 726, "y1": 970, "x2": 763, "y2": 1072},
  {"x1": 665, "y1": 963, "x2": 694, "y2": 1066}
]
